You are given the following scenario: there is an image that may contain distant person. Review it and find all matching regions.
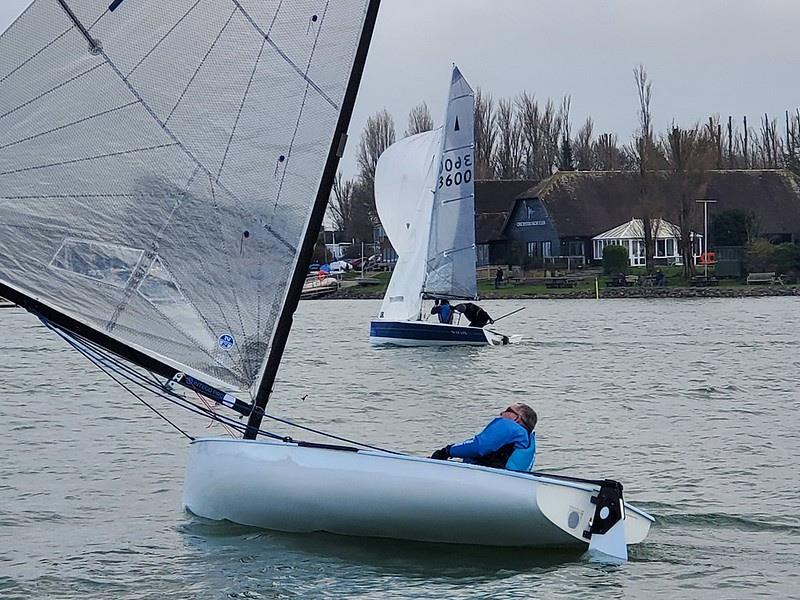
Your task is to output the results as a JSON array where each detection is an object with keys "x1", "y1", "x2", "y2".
[
  {"x1": 453, "y1": 302, "x2": 493, "y2": 327},
  {"x1": 494, "y1": 267, "x2": 504, "y2": 289},
  {"x1": 430, "y1": 403, "x2": 537, "y2": 471},
  {"x1": 430, "y1": 298, "x2": 453, "y2": 324},
  {"x1": 654, "y1": 269, "x2": 666, "y2": 287}
]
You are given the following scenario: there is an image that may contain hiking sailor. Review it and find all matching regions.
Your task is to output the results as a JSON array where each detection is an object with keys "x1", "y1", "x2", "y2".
[
  {"x1": 453, "y1": 302, "x2": 493, "y2": 328},
  {"x1": 430, "y1": 403, "x2": 537, "y2": 471}
]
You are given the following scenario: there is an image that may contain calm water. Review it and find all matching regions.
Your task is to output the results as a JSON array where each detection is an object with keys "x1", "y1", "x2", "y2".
[{"x1": 1, "y1": 297, "x2": 799, "y2": 599}]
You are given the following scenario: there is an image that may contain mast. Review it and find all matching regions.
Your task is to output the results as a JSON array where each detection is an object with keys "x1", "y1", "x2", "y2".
[{"x1": 244, "y1": 0, "x2": 382, "y2": 439}]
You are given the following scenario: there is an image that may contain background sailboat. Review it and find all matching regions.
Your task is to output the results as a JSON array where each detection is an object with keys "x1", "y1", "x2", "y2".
[
  {"x1": 370, "y1": 66, "x2": 511, "y2": 346},
  {"x1": 0, "y1": 1, "x2": 650, "y2": 561}
]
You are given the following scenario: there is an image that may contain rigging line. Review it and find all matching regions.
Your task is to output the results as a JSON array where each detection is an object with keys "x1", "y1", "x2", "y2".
[
  {"x1": 124, "y1": 0, "x2": 204, "y2": 79},
  {"x1": 270, "y1": 0, "x2": 329, "y2": 216},
  {"x1": 217, "y1": 37, "x2": 267, "y2": 180},
  {"x1": 0, "y1": 142, "x2": 178, "y2": 177},
  {"x1": 0, "y1": 26, "x2": 72, "y2": 86},
  {"x1": 443, "y1": 143, "x2": 473, "y2": 153},
  {"x1": 46, "y1": 320, "x2": 194, "y2": 440},
  {"x1": 165, "y1": 7, "x2": 237, "y2": 124},
  {"x1": 0, "y1": 62, "x2": 106, "y2": 123},
  {"x1": 228, "y1": 0, "x2": 337, "y2": 110},
  {"x1": 195, "y1": 390, "x2": 237, "y2": 437},
  {"x1": 0, "y1": 102, "x2": 140, "y2": 153},
  {"x1": 63, "y1": 319, "x2": 397, "y2": 452},
  {"x1": 259, "y1": 412, "x2": 403, "y2": 455},
  {"x1": 49, "y1": 322, "x2": 269, "y2": 438}
]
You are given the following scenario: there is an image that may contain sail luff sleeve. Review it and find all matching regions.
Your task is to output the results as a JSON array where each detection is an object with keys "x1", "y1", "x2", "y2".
[{"x1": 245, "y1": 0, "x2": 382, "y2": 439}]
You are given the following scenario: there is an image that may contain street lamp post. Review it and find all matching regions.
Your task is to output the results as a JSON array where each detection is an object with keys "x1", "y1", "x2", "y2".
[{"x1": 695, "y1": 198, "x2": 717, "y2": 278}]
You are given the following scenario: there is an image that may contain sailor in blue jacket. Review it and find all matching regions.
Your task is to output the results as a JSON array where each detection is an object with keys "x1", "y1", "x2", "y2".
[{"x1": 430, "y1": 403, "x2": 537, "y2": 471}]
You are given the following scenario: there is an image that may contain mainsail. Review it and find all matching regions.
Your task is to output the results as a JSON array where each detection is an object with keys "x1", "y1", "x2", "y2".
[
  {"x1": 422, "y1": 66, "x2": 477, "y2": 300},
  {"x1": 0, "y1": 0, "x2": 377, "y2": 408}
]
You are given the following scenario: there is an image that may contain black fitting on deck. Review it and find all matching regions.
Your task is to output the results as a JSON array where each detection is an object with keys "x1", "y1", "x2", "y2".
[{"x1": 582, "y1": 479, "x2": 625, "y2": 540}]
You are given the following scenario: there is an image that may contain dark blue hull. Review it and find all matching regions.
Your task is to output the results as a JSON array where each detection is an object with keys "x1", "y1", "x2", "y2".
[{"x1": 369, "y1": 320, "x2": 491, "y2": 346}]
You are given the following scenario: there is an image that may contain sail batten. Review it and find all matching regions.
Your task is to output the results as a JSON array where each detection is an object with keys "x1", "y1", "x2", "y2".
[{"x1": 0, "y1": 0, "x2": 377, "y2": 401}]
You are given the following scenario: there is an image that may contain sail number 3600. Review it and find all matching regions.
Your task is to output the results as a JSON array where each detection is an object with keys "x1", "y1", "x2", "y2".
[{"x1": 438, "y1": 154, "x2": 472, "y2": 189}]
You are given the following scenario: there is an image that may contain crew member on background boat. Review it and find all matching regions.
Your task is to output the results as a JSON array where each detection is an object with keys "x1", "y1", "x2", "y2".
[
  {"x1": 453, "y1": 302, "x2": 493, "y2": 327},
  {"x1": 430, "y1": 298, "x2": 454, "y2": 324},
  {"x1": 430, "y1": 403, "x2": 537, "y2": 471}
]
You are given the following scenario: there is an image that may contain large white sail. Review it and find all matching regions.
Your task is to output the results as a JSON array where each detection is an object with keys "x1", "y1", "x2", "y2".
[
  {"x1": 0, "y1": 0, "x2": 373, "y2": 394},
  {"x1": 374, "y1": 128, "x2": 441, "y2": 321},
  {"x1": 423, "y1": 66, "x2": 477, "y2": 300}
]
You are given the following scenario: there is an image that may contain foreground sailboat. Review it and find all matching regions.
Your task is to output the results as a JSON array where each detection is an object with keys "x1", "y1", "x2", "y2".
[
  {"x1": 0, "y1": 1, "x2": 651, "y2": 561},
  {"x1": 369, "y1": 67, "x2": 515, "y2": 347}
]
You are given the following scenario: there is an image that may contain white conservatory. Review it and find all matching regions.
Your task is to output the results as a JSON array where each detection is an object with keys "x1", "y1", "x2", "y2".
[{"x1": 592, "y1": 218, "x2": 700, "y2": 267}]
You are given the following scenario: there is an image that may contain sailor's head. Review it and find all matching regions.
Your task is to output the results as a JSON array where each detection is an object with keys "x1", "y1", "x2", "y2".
[
  {"x1": 501, "y1": 403, "x2": 537, "y2": 432},
  {"x1": 441, "y1": 299, "x2": 449, "y2": 305}
]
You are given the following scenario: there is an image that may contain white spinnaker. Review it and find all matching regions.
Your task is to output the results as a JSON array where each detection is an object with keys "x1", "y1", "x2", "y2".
[
  {"x1": 0, "y1": 0, "x2": 371, "y2": 394},
  {"x1": 374, "y1": 129, "x2": 441, "y2": 321},
  {"x1": 423, "y1": 66, "x2": 477, "y2": 300}
]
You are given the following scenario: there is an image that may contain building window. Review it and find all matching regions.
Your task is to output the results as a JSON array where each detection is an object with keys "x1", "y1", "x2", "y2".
[
  {"x1": 542, "y1": 241, "x2": 552, "y2": 257},
  {"x1": 666, "y1": 238, "x2": 676, "y2": 256},
  {"x1": 656, "y1": 239, "x2": 667, "y2": 257},
  {"x1": 568, "y1": 241, "x2": 584, "y2": 256},
  {"x1": 527, "y1": 241, "x2": 540, "y2": 257}
]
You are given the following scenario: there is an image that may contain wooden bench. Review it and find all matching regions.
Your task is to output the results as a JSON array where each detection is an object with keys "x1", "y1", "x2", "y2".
[
  {"x1": 544, "y1": 277, "x2": 578, "y2": 289},
  {"x1": 690, "y1": 275, "x2": 719, "y2": 287},
  {"x1": 746, "y1": 272, "x2": 782, "y2": 285}
]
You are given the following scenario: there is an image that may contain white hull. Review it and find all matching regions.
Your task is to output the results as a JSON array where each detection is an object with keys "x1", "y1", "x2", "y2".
[{"x1": 183, "y1": 438, "x2": 653, "y2": 552}]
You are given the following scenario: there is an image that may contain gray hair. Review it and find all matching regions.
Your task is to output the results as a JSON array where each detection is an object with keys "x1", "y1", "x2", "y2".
[{"x1": 515, "y1": 403, "x2": 538, "y2": 432}]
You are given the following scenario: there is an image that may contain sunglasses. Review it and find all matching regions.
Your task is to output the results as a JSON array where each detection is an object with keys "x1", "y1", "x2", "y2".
[{"x1": 503, "y1": 406, "x2": 520, "y2": 418}]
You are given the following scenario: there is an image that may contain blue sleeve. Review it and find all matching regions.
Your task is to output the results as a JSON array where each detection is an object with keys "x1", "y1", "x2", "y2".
[{"x1": 449, "y1": 418, "x2": 529, "y2": 459}]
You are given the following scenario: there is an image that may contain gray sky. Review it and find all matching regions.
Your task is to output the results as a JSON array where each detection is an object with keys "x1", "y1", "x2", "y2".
[{"x1": 3, "y1": 0, "x2": 799, "y2": 178}]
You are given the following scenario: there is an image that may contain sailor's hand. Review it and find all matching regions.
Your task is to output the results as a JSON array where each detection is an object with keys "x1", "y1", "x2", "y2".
[{"x1": 430, "y1": 445, "x2": 451, "y2": 460}]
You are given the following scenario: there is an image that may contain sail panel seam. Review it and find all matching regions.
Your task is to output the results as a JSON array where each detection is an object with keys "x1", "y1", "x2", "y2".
[
  {"x1": 217, "y1": 38, "x2": 267, "y2": 180},
  {"x1": 0, "y1": 101, "x2": 140, "y2": 153},
  {"x1": 0, "y1": 27, "x2": 72, "y2": 86},
  {"x1": 269, "y1": 0, "x2": 329, "y2": 220},
  {"x1": 124, "y1": 0, "x2": 204, "y2": 79},
  {"x1": 228, "y1": 0, "x2": 337, "y2": 110},
  {"x1": 0, "y1": 62, "x2": 106, "y2": 123},
  {"x1": 0, "y1": 142, "x2": 179, "y2": 177}
]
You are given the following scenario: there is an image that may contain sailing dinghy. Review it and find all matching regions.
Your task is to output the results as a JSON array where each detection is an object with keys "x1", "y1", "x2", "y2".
[
  {"x1": 0, "y1": 0, "x2": 651, "y2": 561},
  {"x1": 369, "y1": 67, "x2": 516, "y2": 347}
]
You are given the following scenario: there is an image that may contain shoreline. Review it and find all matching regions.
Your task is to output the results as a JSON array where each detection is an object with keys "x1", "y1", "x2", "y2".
[{"x1": 321, "y1": 285, "x2": 800, "y2": 300}]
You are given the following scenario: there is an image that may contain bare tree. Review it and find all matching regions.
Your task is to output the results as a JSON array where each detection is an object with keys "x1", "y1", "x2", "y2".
[
  {"x1": 405, "y1": 102, "x2": 433, "y2": 137},
  {"x1": 573, "y1": 117, "x2": 594, "y2": 170},
  {"x1": 758, "y1": 113, "x2": 780, "y2": 168},
  {"x1": 474, "y1": 88, "x2": 497, "y2": 179},
  {"x1": 557, "y1": 96, "x2": 575, "y2": 171},
  {"x1": 495, "y1": 97, "x2": 523, "y2": 178},
  {"x1": 516, "y1": 91, "x2": 542, "y2": 179},
  {"x1": 662, "y1": 125, "x2": 716, "y2": 277},
  {"x1": 594, "y1": 133, "x2": 629, "y2": 170},
  {"x1": 356, "y1": 108, "x2": 395, "y2": 202},
  {"x1": 540, "y1": 99, "x2": 562, "y2": 179},
  {"x1": 631, "y1": 64, "x2": 659, "y2": 273}
]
